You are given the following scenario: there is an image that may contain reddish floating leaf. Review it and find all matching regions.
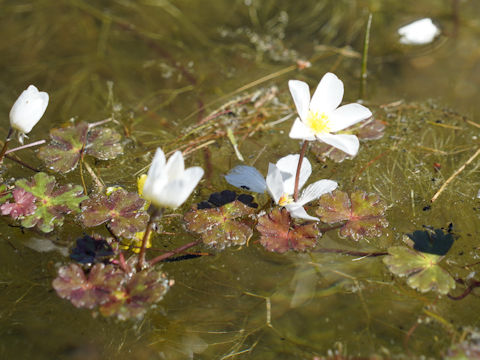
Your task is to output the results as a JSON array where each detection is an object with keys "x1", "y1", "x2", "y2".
[
  {"x1": 316, "y1": 190, "x2": 388, "y2": 241},
  {"x1": 184, "y1": 200, "x2": 255, "y2": 249},
  {"x1": 52, "y1": 263, "x2": 125, "y2": 309},
  {"x1": 80, "y1": 189, "x2": 149, "y2": 239},
  {"x1": 256, "y1": 208, "x2": 320, "y2": 253},
  {"x1": 0, "y1": 188, "x2": 36, "y2": 219},
  {"x1": 99, "y1": 267, "x2": 170, "y2": 320},
  {"x1": 85, "y1": 127, "x2": 123, "y2": 160}
]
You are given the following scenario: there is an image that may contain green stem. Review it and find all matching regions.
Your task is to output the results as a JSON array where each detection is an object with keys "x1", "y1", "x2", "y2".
[
  {"x1": 136, "y1": 207, "x2": 163, "y2": 271},
  {"x1": 0, "y1": 128, "x2": 14, "y2": 163},
  {"x1": 359, "y1": 13, "x2": 373, "y2": 100},
  {"x1": 293, "y1": 140, "x2": 309, "y2": 202}
]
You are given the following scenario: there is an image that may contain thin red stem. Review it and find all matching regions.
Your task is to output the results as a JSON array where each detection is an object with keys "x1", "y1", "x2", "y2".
[
  {"x1": 0, "y1": 128, "x2": 13, "y2": 163},
  {"x1": 5, "y1": 139, "x2": 46, "y2": 154},
  {"x1": 293, "y1": 140, "x2": 309, "y2": 202},
  {"x1": 149, "y1": 239, "x2": 202, "y2": 266}
]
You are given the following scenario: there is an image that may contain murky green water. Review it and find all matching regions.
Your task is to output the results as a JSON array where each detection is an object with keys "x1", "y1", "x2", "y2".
[{"x1": 2, "y1": 0, "x2": 480, "y2": 358}]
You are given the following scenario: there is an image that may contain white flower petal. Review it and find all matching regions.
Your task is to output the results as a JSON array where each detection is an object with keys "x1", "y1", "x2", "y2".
[
  {"x1": 328, "y1": 103, "x2": 372, "y2": 132},
  {"x1": 297, "y1": 179, "x2": 338, "y2": 206},
  {"x1": 285, "y1": 204, "x2": 319, "y2": 221},
  {"x1": 143, "y1": 148, "x2": 167, "y2": 200},
  {"x1": 225, "y1": 165, "x2": 267, "y2": 193},
  {"x1": 275, "y1": 154, "x2": 312, "y2": 195},
  {"x1": 289, "y1": 117, "x2": 316, "y2": 140},
  {"x1": 317, "y1": 133, "x2": 360, "y2": 156},
  {"x1": 266, "y1": 163, "x2": 285, "y2": 204},
  {"x1": 165, "y1": 151, "x2": 185, "y2": 180},
  {"x1": 288, "y1": 80, "x2": 310, "y2": 122},
  {"x1": 310, "y1": 73, "x2": 344, "y2": 114},
  {"x1": 398, "y1": 18, "x2": 440, "y2": 45}
]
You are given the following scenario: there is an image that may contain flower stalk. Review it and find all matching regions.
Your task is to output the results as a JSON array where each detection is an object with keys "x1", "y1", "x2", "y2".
[
  {"x1": 137, "y1": 207, "x2": 164, "y2": 271},
  {"x1": 0, "y1": 128, "x2": 13, "y2": 163},
  {"x1": 293, "y1": 140, "x2": 309, "y2": 202}
]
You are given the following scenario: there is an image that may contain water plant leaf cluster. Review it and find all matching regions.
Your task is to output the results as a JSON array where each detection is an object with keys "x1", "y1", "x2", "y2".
[
  {"x1": 80, "y1": 188, "x2": 149, "y2": 239},
  {"x1": 383, "y1": 246, "x2": 455, "y2": 294},
  {"x1": 9, "y1": 172, "x2": 87, "y2": 232},
  {"x1": 256, "y1": 207, "x2": 320, "y2": 253},
  {"x1": 37, "y1": 122, "x2": 123, "y2": 173},
  {"x1": 184, "y1": 199, "x2": 255, "y2": 249},
  {"x1": 316, "y1": 190, "x2": 389, "y2": 241},
  {"x1": 52, "y1": 261, "x2": 171, "y2": 320}
]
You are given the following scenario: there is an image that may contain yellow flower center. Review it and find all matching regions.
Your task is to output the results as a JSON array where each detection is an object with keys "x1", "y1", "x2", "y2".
[
  {"x1": 306, "y1": 110, "x2": 331, "y2": 135},
  {"x1": 278, "y1": 194, "x2": 294, "y2": 206}
]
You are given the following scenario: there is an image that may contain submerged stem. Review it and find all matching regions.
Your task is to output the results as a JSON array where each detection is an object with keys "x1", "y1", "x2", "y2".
[
  {"x1": 137, "y1": 207, "x2": 163, "y2": 271},
  {"x1": 149, "y1": 239, "x2": 202, "y2": 266},
  {"x1": 293, "y1": 140, "x2": 309, "y2": 202},
  {"x1": 0, "y1": 128, "x2": 14, "y2": 163}
]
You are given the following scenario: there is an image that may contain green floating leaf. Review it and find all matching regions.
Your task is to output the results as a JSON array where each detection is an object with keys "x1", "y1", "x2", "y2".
[
  {"x1": 80, "y1": 189, "x2": 149, "y2": 239},
  {"x1": 311, "y1": 119, "x2": 385, "y2": 162},
  {"x1": 256, "y1": 208, "x2": 320, "y2": 253},
  {"x1": 16, "y1": 172, "x2": 87, "y2": 233},
  {"x1": 99, "y1": 267, "x2": 170, "y2": 321},
  {"x1": 184, "y1": 200, "x2": 255, "y2": 249},
  {"x1": 316, "y1": 190, "x2": 388, "y2": 241},
  {"x1": 38, "y1": 122, "x2": 124, "y2": 173},
  {"x1": 383, "y1": 246, "x2": 455, "y2": 294},
  {"x1": 52, "y1": 263, "x2": 125, "y2": 309}
]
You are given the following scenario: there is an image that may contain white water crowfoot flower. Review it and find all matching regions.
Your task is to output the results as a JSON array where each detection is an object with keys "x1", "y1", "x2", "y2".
[
  {"x1": 142, "y1": 148, "x2": 204, "y2": 209},
  {"x1": 9, "y1": 85, "x2": 49, "y2": 144},
  {"x1": 225, "y1": 154, "x2": 337, "y2": 221},
  {"x1": 288, "y1": 73, "x2": 372, "y2": 156}
]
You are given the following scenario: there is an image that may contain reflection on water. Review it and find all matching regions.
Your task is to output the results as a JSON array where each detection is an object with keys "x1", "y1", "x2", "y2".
[{"x1": 1, "y1": 0, "x2": 480, "y2": 358}]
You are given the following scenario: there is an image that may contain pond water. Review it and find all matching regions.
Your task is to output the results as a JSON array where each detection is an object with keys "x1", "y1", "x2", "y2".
[{"x1": 1, "y1": 0, "x2": 480, "y2": 359}]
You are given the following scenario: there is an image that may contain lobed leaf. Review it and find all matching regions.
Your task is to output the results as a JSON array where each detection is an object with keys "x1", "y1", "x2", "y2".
[
  {"x1": 15, "y1": 172, "x2": 87, "y2": 233},
  {"x1": 184, "y1": 200, "x2": 255, "y2": 249},
  {"x1": 256, "y1": 208, "x2": 320, "y2": 253},
  {"x1": 383, "y1": 246, "x2": 455, "y2": 294},
  {"x1": 52, "y1": 263, "x2": 125, "y2": 309},
  {"x1": 70, "y1": 235, "x2": 115, "y2": 265},
  {"x1": 85, "y1": 127, "x2": 124, "y2": 160},
  {"x1": 80, "y1": 189, "x2": 149, "y2": 239},
  {"x1": 316, "y1": 190, "x2": 388, "y2": 241}
]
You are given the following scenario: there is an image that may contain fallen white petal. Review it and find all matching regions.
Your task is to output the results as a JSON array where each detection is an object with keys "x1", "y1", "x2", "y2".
[
  {"x1": 398, "y1": 18, "x2": 440, "y2": 45},
  {"x1": 225, "y1": 165, "x2": 267, "y2": 193}
]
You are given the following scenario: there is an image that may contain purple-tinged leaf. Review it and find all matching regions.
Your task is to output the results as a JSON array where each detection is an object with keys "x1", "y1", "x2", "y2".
[
  {"x1": 1, "y1": 188, "x2": 36, "y2": 219},
  {"x1": 80, "y1": 189, "x2": 149, "y2": 239},
  {"x1": 85, "y1": 127, "x2": 123, "y2": 160},
  {"x1": 52, "y1": 263, "x2": 125, "y2": 309},
  {"x1": 316, "y1": 190, "x2": 388, "y2": 241},
  {"x1": 184, "y1": 200, "x2": 255, "y2": 249},
  {"x1": 256, "y1": 208, "x2": 320, "y2": 253}
]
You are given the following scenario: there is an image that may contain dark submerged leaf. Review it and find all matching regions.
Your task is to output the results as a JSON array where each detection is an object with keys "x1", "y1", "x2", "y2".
[
  {"x1": 70, "y1": 235, "x2": 115, "y2": 265},
  {"x1": 406, "y1": 228, "x2": 454, "y2": 256}
]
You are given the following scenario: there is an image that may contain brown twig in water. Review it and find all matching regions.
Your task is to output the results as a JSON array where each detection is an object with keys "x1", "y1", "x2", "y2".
[{"x1": 431, "y1": 146, "x2": 480, "y2": 202}]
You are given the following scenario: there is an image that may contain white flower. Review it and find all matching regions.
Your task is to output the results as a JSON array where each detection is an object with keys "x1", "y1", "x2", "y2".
[
  {"x1": 143, "y1": 148, "x2": 204, "y2": 209},
  {"x1": 288, "y1": 73, "x2": 372, "y2": 156},
  {"x1": 225, "y1": 154, "x2": 337, "y2": 221},
  {"x1": 9, "y1": 85, "x2": 49, "y2": 143},
  {"x1": 398, "y1": 18, "x2": 440, "y2": 45}
]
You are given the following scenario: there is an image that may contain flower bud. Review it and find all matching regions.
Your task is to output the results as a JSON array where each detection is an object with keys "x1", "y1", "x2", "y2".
[{"x1": 9, "y1": 85, "x2": 49, "y2": 138}]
